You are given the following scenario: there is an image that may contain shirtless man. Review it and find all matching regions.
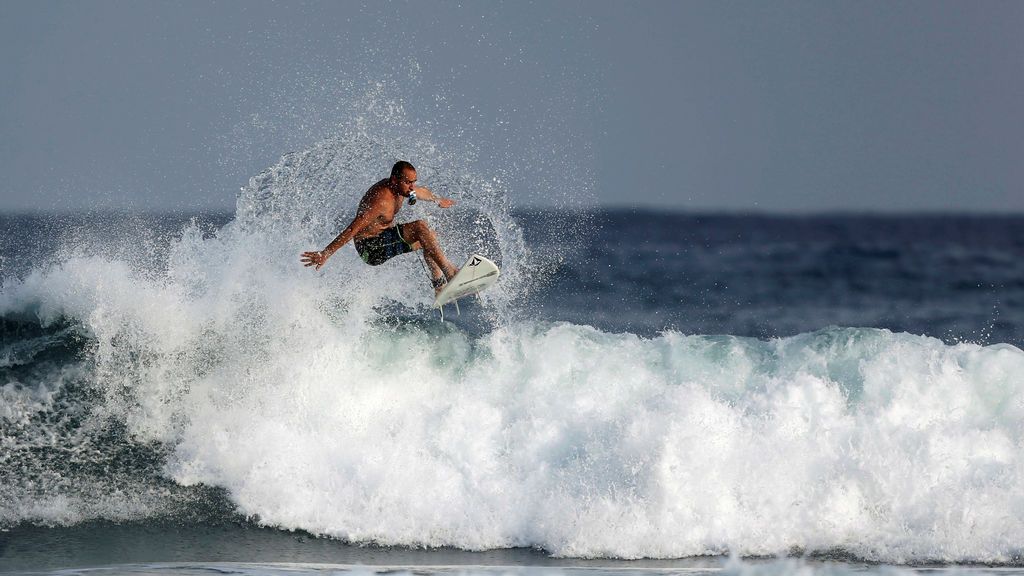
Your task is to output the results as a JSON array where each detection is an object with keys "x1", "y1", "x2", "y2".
[{"x1": 300, "y1": 161, "x2": 459, "y2": 291}]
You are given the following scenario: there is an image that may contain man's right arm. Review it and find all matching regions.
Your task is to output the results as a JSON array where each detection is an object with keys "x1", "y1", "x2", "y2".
[{"x1": 301, "y1": 204, "x2": 379, "y2": 270}]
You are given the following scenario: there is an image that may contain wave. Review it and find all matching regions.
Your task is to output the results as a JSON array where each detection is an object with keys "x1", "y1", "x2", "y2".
[
  {"x1": 3, "y1": 275, "x2": 1023, "y2": 562},
  {"x1": 3, "y1": 131, "x2": 1024, "y2": 564}
]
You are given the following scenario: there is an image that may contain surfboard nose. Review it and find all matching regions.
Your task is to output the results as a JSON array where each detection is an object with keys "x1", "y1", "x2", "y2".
[{"x1": 433, "y1": 253, "x2": 501, "y2": 309}]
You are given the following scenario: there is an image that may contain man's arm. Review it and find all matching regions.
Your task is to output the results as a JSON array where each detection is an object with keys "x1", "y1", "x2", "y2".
[
  {"x1": 300, "y1": 204, "x2": 381, "y2": 270},
  {"x1": 413, "y1": 187, "x2": 455, "y2": 209}
]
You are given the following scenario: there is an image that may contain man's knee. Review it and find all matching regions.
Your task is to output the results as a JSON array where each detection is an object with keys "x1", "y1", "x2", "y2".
[{"x1": 404, "y1": 220, "x2": 433, "y2": 238}]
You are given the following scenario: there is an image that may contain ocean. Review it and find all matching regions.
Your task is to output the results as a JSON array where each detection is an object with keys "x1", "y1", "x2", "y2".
[{"x1": 2, "y1": 136, "x2": 1024, "y2": 575}]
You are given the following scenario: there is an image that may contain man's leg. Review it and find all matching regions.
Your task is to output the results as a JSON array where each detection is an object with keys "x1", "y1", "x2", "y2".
[{"x1": 400, "y1": 220, "x2": 459, "y2": 281}]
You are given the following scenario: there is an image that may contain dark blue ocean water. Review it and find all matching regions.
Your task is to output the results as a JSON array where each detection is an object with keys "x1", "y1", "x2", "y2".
[
  {"x1": 524, "y1": 211, "x2": 1023, "y2": 345},
  {"x1": 2, "y1": 209, "x2": 1024, "y2": 574}
]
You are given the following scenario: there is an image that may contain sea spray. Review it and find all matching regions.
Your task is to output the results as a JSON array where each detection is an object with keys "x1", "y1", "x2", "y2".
[{"x1": 0, "y1": 123, "x2": 533, "y2": 529}]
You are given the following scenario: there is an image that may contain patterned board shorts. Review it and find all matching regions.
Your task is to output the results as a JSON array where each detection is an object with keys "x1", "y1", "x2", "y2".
[{"x1": 353, "y1": 225, "x2": 414, "y2": 266}]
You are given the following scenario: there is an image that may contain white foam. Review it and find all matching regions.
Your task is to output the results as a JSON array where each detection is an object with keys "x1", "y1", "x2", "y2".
[{"x1": 136, "y1": 298, "x2": 1024, "y2": 561}]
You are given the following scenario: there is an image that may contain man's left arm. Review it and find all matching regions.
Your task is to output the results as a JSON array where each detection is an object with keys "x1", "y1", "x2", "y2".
[{"x1": 414, "y1": 187, "x2": 455, "y2": 208}]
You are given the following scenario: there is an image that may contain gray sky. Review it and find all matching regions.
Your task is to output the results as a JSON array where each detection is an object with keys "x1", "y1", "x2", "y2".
[{"x1": 2, "y1": 0, "x2": 1022, "y2": 213}]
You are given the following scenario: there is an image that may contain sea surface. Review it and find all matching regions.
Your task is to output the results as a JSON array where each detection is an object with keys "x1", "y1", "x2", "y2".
[{"x1": 2, "y1": 137, "x2": 1024, "y2": 575}]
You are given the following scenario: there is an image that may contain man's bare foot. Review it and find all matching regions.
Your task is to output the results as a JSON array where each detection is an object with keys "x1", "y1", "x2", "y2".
[{"x1": 431, "y1": 276, "x2": 448, "y2": 295}]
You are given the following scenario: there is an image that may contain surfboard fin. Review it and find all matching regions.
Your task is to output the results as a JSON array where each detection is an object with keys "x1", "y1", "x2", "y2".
[{"x1": 436, "y1": 300, "x2": 461, "y2": 322}]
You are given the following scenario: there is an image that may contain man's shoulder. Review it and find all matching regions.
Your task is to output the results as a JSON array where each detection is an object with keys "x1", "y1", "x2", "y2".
[
  {"x1": 366, "y1": 179, "x2": 393, "y2": 196},
  {"x1": 364, "y1": 189, "x2": 388, "y2": 205},
  {"x1": 358, "y1": 181, "x2": 394, "y2": 210}
]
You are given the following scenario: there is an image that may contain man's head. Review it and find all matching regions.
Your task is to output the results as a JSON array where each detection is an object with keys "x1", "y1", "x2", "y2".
[{"x1": 390, "y1": 160, "x2": 417, "y2": 196}]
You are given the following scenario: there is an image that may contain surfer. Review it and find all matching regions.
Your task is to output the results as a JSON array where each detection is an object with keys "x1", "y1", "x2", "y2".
[{"x1": 300, "y1": 161, "x2": 460, "y2": 291}]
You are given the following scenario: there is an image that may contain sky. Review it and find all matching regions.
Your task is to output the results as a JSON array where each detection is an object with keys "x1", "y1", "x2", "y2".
[{"x1": 2, "y1": 0, "x2": 1022, "y2": 213}]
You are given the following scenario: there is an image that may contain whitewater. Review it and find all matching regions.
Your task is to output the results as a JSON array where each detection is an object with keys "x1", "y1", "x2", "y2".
[{"x1": 3, "y1": 132, "x2": 1024, "y2": 567}]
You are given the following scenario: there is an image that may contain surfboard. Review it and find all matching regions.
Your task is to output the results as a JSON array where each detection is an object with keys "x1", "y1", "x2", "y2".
[{"x1": 433, "y1": 254, "x2": 500, "y2": 312}]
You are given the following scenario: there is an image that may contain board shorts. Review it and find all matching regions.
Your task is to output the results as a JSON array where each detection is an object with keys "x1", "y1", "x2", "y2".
[{"x1": 353, "y1": 225, "x2": 414, "y2": 266}]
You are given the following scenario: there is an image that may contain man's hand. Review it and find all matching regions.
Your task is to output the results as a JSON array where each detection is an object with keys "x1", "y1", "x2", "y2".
[
  {"x1": 301, "y1": 250, "x2": 330, "y2": 270},
  {"x1": 437, "y1": 198, "x2": 455, "y2": 209}
]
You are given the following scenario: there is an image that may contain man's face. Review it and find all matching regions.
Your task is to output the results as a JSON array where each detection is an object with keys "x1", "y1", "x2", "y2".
[{"x1": 396, "y1": 169, "x2": 418, "y2": 194}]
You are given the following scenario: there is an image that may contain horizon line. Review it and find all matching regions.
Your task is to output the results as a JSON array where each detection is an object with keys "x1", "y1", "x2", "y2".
[{"x1": 3, "y1": 206, "x2": 1024, "y2": 219}]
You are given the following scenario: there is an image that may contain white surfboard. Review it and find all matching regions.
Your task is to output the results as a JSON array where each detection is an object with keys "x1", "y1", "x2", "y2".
[{"x1": 433, "y1": 254, "x2": 500, "y2": 313}]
